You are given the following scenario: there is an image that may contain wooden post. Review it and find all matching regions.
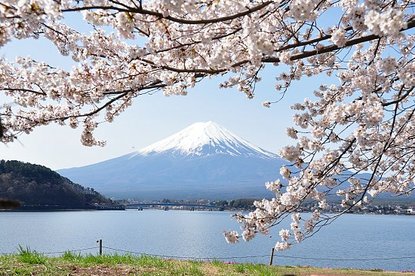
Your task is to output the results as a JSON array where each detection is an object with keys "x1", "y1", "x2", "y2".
[
  {"x1": 269, "y1": 247, "x2": 275, "y2": 266},
  {"x1": 97, "y1": 239, "x2": 103, "y2": 256}
]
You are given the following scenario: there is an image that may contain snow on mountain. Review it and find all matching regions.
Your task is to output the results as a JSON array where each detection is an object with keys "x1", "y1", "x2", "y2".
[
  {"x1": 58, "y1": 122, "x2": 286, "y2": 199},
  {"x1": 134, "y1": 121, "x2": 276, "y2": 158}
]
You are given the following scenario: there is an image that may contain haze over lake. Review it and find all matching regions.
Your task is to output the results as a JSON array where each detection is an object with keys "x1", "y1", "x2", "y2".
[{"x1": 1, "y1": 210, "x2": 414, "y2": 272}]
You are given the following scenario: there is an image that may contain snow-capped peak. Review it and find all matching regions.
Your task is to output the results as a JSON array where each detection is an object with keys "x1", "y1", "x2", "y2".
[{"x1": 136, "y1": 121, "x2": 277, "y2": 158}]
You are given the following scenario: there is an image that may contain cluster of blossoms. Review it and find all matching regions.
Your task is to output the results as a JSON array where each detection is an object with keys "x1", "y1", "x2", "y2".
[{"x1": 1, "y1": 0, "x2": 414, "y2": 250}]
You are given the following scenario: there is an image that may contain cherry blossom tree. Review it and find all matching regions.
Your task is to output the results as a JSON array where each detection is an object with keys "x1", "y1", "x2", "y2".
[{"x1": 1, "y1": 0, "x2": 414, "y2": 249}]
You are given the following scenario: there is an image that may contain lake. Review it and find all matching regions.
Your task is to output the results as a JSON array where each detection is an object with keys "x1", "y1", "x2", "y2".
[{"x1": 0, "y1": 210, "x2": 414, "y2": 271}]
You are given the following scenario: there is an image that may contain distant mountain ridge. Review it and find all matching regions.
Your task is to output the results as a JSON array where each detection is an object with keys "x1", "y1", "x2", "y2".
[
  {"x1": 59, "y1": 122, "x2": 287, "y2": 200},
  {"x1": 0, "y1": 160, "x2": 116, "y2": 210}
]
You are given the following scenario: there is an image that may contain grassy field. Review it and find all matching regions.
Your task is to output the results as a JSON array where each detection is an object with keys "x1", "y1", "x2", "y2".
[{"x1": 0, "y1": 249, "x2": 414, "y2": 276}]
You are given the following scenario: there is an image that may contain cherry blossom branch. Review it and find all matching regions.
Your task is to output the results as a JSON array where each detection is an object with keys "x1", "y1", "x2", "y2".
[{"x1": 63, "y1": 1, "x2": 275, "y2": 25}]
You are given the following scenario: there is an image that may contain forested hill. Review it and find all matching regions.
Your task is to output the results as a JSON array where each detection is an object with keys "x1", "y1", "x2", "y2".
[{"x1": 0, "y1": 160, "x2": 119, "y2": 210}]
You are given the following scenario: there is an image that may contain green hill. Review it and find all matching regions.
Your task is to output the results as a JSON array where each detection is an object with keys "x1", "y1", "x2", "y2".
[{"x1": 0, "y1": 160, "x2": 122, "y2": 210}]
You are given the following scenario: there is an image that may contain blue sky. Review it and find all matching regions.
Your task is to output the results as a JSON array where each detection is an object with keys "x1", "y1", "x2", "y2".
[{"x1": 0, "y1": 18, "x2": 325, "y2": 170}]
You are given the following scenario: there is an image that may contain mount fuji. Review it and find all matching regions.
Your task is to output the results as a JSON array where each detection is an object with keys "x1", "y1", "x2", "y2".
[{"x1": 58, "y1": 122, "x2": 287, "y2": 199}]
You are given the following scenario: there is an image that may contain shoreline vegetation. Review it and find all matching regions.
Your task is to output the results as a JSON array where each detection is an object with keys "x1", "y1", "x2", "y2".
[
  {"x1": 4, "y1": 197, "x2": 415, "y2": 215},
  {"x1": 4, "y1": 204, "x2": 125, "y2": 212},
  {"x1": 1, "y1": 250, "x2": 414, "y2": 276},
  {"x1": 117, "y1": 198, "x2": 415, "y2": 216}
]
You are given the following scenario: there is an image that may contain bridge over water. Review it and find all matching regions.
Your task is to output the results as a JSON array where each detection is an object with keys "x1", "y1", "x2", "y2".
[{"x1": 125, "y1": 203, "x2": 223, "y2": 211}]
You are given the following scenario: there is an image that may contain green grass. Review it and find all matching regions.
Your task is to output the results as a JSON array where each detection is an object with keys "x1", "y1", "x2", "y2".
[
  {"x1": 0, "y1": 251, "x2": 414, "y2": 276},
  {"x1": 17, "y1": 245, "x2": 47, "y2": 265}
]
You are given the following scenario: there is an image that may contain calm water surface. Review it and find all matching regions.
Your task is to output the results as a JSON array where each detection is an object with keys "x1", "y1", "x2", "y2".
[{"x1": 0, "y1": 210, "x2": 414, "y2": 271}]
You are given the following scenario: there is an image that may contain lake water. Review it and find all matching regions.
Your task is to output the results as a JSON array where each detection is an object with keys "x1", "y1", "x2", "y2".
[{"x1": 0, "y1": 210, "x2": 414, "y2": 271}]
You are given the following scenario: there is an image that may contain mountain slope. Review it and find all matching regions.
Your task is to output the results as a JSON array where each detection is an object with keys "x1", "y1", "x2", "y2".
[
  {"x1": 0, "y1": 160, "x2": 117, "y2": 209},
  {"x1": 59, "y1": 122, "x2": 287, "y2": 199}
]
